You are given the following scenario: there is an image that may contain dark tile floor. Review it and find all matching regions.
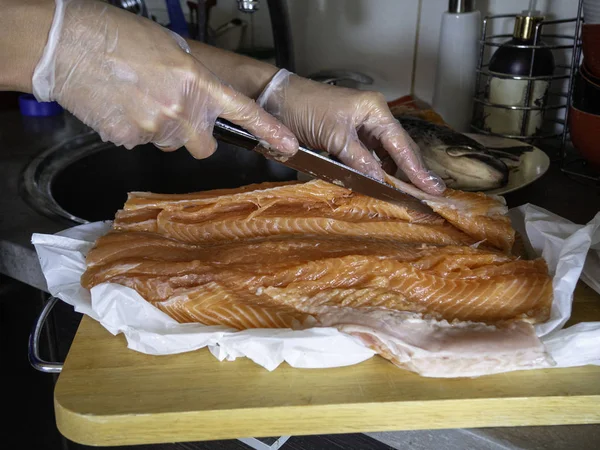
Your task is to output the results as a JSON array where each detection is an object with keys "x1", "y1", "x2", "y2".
[{"x1": 1, "y1": 274, "x2": 394, "y2": 450}]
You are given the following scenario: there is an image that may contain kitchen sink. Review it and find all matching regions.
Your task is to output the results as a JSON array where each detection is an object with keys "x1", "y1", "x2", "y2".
[{"x1": 21, "y1": 130, "x2": 297, "y2": 225}]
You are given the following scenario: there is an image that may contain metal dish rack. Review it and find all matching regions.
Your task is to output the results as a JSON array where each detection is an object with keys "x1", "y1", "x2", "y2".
[{"x1": 470, "y1": 0, "x2": 598, "y2": 184}]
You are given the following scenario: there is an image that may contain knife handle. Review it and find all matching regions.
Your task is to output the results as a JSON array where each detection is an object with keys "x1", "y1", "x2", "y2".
[
  {"x1": 213, "y1": 118, "x2": 317, "y2": 157},
  {"x1": 212, "y1": 118, "x2": 259, "y2": 150}
]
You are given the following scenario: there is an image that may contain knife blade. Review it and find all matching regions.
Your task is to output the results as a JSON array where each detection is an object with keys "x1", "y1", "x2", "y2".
[{"x1": 213, "y1": 119, "x2": 436, "y2": 215}]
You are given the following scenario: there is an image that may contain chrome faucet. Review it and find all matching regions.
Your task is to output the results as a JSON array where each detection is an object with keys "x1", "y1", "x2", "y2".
[
  {"x1": 236, "y1": 0, "x2": 294, "y2": 71},
  {"x1": 110, "y1": 0, "x2": 294, "y2": 71},
  {"x1": 237, "y1": 0, "x2": 260, "y2": 12}
]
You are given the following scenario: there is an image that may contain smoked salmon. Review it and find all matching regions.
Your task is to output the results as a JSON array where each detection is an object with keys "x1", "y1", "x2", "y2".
[
  {"x1": 82, "y1": 180, "x2": 554, "y2": 375},
  {"x1": 114, "y1": 179, "x2": 515, "y2": 252}
]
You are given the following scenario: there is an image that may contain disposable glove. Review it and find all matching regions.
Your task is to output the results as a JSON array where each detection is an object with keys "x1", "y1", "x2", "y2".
[
  {"x1": 32, "y1": 0, "x2": 298, "y2": 158},
  {"x1": 258, "y1": 69, "x2": 445, "y2": 194}
]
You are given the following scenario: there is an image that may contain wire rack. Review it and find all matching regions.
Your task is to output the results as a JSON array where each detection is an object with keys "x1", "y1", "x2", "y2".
[{"x1": 470, "y1": 0, "x2": 598, "y2": 184}]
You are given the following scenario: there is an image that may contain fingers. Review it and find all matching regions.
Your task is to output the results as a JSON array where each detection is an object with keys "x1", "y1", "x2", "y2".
[
  {"x1": 154, "y1": 129, "x2": 217, "y2": 158},
  {"x1": 373, "y1": 147, "x2": 398, "y2": 175},
  {"x1": 336, "y1": 138, "x2": 386, "y2": 181},
  {"x1": 128, "y1": 58, "x2": 297, "y2": 161},
  {"x1": 154, "y1": 143, "x2": 180, "y2": 152},
  {"x1": 377, "y1": 121, "x2": 446, "y2": 195},
  {"x1": 184, "y1": 130, "x2": 218, "y2": 159},
  {"x1": 127, "y1": 96, "x2": 217, "y2": 158},
  {"x1": 218, "y1": 86, "x2": 298, "y2": 156}
]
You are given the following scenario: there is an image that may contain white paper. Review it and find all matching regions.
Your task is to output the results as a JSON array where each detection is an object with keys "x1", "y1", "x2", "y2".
[
  {"x1": 32, "y1": 205, "x2": 600, "y2": 373},
  {"x1": 32, "y1": 222, "x2": 375, "y2": 371}
]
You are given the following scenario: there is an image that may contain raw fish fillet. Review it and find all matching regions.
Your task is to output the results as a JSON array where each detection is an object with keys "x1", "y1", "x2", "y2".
[
  {"x1": 115, "y1": 179, "x2": 514, "y2": 252},
  {"x1": 83, "y1": 234, "x2": 551, "y2": 324},
  {"x1": 83, "y1": 180, "x2": 554, "y2": 376}
]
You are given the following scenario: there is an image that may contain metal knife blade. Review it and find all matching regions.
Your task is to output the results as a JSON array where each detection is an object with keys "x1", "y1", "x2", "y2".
[{"x1": 213, "y1": 119, "x2": 436, "y2": 215}]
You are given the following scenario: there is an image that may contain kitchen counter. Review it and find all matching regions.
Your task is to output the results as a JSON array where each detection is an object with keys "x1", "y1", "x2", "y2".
[
  {"x1": 0, "y1": 109, "x2": 599, "y2": 292},
  {"x1": 0, "y1": 112, "x2": 89, "y2": 291}
]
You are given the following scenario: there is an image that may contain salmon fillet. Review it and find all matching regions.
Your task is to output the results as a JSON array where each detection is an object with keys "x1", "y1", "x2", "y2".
[
  {"x1": 114, "y1": 179, "x2": 514, "y2": 252},
  {"x1": 83, "y1": 235, "x2": 551, "y2": 324},
  {"x1": 83, "y1": 180, "x2": 553, "y2": 374},
  {"x1": 384, "y1": 175, "x2": 514, "y2": 252}
]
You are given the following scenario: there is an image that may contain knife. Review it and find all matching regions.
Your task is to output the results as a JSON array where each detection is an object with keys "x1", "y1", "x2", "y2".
[{"x1": 213, "y1": 119, "x2": 436, "y2": 215}]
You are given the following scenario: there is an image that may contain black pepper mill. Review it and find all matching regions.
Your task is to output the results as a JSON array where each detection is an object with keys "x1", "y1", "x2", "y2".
[{"x1": 481, "y1": 13, "x2": 555, "y2": 137}]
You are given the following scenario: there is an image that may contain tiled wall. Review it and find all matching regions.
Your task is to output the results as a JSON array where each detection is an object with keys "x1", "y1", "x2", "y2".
[{"x1": 145, "y1": 0, "x2": 580, "y2": 103}]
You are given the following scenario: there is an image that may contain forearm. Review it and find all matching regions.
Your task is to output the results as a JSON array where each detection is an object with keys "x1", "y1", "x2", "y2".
[
  {"x1": 186, "y1": 39, "x2": 279, "y2": 99},
  {"x1": 0, "y1": 0, "x2": 278, "y2": 97},
  {"x1": 0, "y1": 0, "x2": 55, "y2": 92}
]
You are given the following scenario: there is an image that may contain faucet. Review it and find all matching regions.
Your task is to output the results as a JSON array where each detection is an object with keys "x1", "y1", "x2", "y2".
[
  {"x1": 235, "y1": 0, "x2": 295, "y2": 71},
  {"x1": 109, "y1": 1, "x2": 294, "y2": 73},
  {"x1": 237, "y1": 0, "x2": 260, "y2": 12}
]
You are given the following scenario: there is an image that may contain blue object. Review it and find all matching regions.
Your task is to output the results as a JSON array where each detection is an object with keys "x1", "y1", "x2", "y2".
[
  {"x1": 165, "y1": 0, "x2": 190, "y2": 38},
  {"x1": 18, "y1": 94, "x2": 63, "y2": 117}
]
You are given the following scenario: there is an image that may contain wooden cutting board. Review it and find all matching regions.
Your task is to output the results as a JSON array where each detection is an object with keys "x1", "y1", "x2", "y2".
[{"x1": 54, "y1": 283, "x2": 600, "y2": 447}]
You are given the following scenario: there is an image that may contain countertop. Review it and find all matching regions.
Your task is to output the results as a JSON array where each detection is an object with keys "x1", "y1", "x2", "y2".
[
  {"x1": 0, "y1": 109, "x2": 599, "y2": 292},
  {"x1": 0, "y1": 112, "x2": 90, "y2": 291}
]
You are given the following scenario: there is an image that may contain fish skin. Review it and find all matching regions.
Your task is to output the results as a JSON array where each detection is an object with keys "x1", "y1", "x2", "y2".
[
  {"x1": 393, "y1": 116, "x2": 513, "y2": 191},
  {"x1": 317, "y1": 308, "x2": 553, "y2": 378},
  {"x1": 487, "y1": 146, "x2": 535, "y2": 170}
]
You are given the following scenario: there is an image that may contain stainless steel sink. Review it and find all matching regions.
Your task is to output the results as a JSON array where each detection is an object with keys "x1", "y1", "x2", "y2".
[{"x1": 20, "y1": 131, "x2": 297, "y2": 225}]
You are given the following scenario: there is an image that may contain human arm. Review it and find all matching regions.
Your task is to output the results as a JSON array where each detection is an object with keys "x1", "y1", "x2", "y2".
[
  {"x1": 0, "y1": 0, "x2": 298, "y2": 158},
  {"x1": 185, "y1": 41, "x2": 445, "y2": 194}
]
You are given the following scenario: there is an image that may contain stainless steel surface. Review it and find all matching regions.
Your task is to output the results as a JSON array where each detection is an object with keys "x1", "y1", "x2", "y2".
[
  {"x1": 254, "y1": 146, "x2": 437, "y2": 215},
  {"x1": 237, "y1": 0, "x2": 260, "y2": 13},
  {"x1": 308, "y1": 70, "x2": 374, "y2": 86},
  {"x1": 266, "y1": 0, "x2": 295, "y2": 71},
  {"x1": 237, "y1": 0, "x2": 294, "y2": 70},
  {"x1": 28, "y1": 296, "x2": 63, "y2": 374},
  {"x1": 449, "y1": 0, "x2": 475, "y2": 14},
  {"x1": 20, "y1": 125, "x2": 299, "y2": 226},
  {"x1": 20, "y1": 130, "x2": 103, "y2": 225},
  {"x1": 213, "y1": 119, "x2": 437, "y2": 215}
]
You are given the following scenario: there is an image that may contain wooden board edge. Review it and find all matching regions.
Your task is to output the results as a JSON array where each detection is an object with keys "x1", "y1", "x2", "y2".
[{"x1": 54, "y1": 396, "x2": 600, "y2": 447}]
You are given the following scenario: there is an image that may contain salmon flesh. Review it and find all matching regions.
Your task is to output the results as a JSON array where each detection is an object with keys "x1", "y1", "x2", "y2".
[{"x1": 82, "y1": 180, "x2": 554, "y2": 376}]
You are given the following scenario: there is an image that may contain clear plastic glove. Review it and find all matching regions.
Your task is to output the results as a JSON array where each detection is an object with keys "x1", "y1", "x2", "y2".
[
  {"x1": 257, "y1": 69, "x2": 445, "y2": 195},
  {"x1": 32, "y1": 0, "x2": 298, "y2": 158}
]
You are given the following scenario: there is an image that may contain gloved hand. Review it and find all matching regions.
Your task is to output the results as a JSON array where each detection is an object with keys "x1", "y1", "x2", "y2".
[
  {"x1": 257, "y1": 69, "x2": 445, "y2": 194},
  {"x1": 32, "y1": 0, "x2": 298, "y2": 158}
]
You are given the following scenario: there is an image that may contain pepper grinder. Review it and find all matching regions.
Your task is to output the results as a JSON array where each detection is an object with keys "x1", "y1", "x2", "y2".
[
  {"x1": 432, "y1": 0, "x2": 481, "y2": 132},
  {"x1": 480, "y1": 10, "x2": 555, "y2": 137}
]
